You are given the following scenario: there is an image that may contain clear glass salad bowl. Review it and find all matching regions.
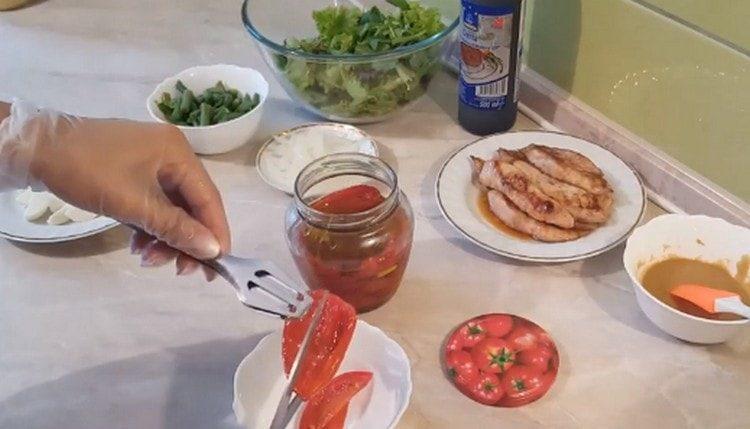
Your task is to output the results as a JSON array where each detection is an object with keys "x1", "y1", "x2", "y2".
[{"x1": 242, "y1": 0, "x2": 459, "y2": 124}]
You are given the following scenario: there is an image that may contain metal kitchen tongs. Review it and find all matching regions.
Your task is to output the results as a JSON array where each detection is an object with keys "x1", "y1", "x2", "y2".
[
  {"x1": 203, "y1": 255, "x2": 326, "y2": 428},
  {"x1": 203, "y1": 255, "x2": 313, "y2": 319}
]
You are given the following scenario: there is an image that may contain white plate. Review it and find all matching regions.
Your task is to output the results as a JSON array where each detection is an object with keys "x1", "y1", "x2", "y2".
[
  {"x1": 256, "y1": 123, "x2": 379, "y2": 195},
  {"x1": 0, "y1": 191, "x2": 118, "y2": 243},
  {"x1": 233, "y1": 320, "x2": 411, "y2": 429},
  {"x1": 436, "y1": 131, "x2": 646, "y2": 262}
]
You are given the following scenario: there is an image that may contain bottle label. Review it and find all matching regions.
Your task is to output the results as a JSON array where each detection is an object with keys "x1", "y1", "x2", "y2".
[{"x1": 459, "y1": 2, "x2": 514, "y2": 111}]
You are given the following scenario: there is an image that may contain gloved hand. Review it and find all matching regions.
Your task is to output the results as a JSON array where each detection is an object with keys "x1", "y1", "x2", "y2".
[{"x1": 0, "y1": 99, "x2": 230, "y2": 276}]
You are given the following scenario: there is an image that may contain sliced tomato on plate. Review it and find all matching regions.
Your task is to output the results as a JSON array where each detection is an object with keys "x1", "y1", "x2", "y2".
[
  {"x1": 282, "y1": 290, "x2": 357, "y2": 399},
  {"x1": 299, "y1": 371, "x2": 373, "y2": 429},
  {"x1": 320, "y1": 406, "x2": 348, "y2": 429},
  {"x1": 311, "y1": 185, "x2": 384, "y2": 215},
  {"x1": 471, "y1": 338, "x2": 515, "y2": 373}
]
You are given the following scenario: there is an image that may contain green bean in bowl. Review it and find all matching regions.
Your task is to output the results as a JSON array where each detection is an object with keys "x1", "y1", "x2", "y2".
[
  {"x1": 156, "y1": 80, "x2": 261, "y2": 127},
  {"x1": 146, "y1": 64, "x2": 269, "y2": 155}
]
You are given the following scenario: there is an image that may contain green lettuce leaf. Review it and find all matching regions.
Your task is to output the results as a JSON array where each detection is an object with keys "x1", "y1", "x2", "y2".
[{"x1": 278, "y1": 1, "x2": 445, "y2": 118}]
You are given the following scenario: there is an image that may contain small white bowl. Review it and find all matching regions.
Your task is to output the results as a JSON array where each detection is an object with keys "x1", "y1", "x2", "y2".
[
  {"x1": 623, "y1": 214, "x2": 750, "y2": 344},
  {"x1": 147, "y1": 64, "x2": 269, "y2": 155},
  {"x1": 233, "y1": 320, "x2": 411, "y2": 428}
]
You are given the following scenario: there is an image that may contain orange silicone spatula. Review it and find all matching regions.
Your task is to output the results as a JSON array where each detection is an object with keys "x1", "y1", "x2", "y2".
[{"x1": 670, "y1": 284, "x2": 750, "y2": 319}]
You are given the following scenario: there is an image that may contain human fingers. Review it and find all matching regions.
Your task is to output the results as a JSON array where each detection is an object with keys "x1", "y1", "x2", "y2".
[
  {"x1": 158, "y1": 158, "x2": 231, "y2": 255},
  {"x1": 138, "y1": 194, "x2": 221, "y2": 260},
  {"x1": 130, "y1": 229, "x2": 154, "y2": 255},
  {"x1": 140, "y1": 240, "x2": 179, "y2": 267},
  {"x1": 176, "y1": 253, "x2": 200, "y2": 276}
]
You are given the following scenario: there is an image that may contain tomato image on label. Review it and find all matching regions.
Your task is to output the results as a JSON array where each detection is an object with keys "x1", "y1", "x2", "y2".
[
  {"x1": 480, "y1": 314, "x2": 514, "y2": 338},
  {"x1": 470, "y1": 372, "x2": 504, "y2": 405},
  {"x1": 471, "y1": 338, "x2": 515, "y2": 373},
  {"x1": 446, "y1": 350, "x2": 480, "y2": 390},
  {"x1": 455, "y1": 320, "x2": 486, "y2": 348},
  {"x1": 517, "y1": 345, "x2": 554, "y2": 374},
  {"x1": 460, "y1": 43, "x2": 484, "y2": 68},
  {"x1": 442, "y1": 314, "x2": 559, "y2": 407}
]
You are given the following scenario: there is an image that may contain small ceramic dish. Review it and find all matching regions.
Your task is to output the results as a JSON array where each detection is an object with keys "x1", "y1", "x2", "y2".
[
  {"x1": 256, "y1": 123, "x2": 379, "y2": 194},
  {"x1": 146, "y1": 64, "x2": 269, "y2": 155},
  {"x1": 623, "y1": 214, "x2": 750, "y2": 344},
  {"x1": 233, "y1": 320, "x2": 411, "y2": 428}
]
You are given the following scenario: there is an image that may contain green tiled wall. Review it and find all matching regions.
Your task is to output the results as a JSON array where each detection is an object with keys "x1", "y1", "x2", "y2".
[
  {"x1": 523, "y1": 0, "x2": 749, "y2": 201},
  {"x1": 643, "y1": 0, "x2": 748, "y2": 49}
]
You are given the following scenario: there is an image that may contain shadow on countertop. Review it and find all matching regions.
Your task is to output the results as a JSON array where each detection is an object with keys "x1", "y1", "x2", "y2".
[{"x1": 0, "y1": 334, "x2": 267, "y2": 429}]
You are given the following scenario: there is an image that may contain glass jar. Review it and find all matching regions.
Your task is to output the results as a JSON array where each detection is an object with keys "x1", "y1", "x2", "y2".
[{"x1": 285, "y1": 153, "x2": 414, "y2": 313}]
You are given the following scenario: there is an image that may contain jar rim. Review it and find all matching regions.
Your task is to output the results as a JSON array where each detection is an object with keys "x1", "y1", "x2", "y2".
[{"x1": 293, "y1": 153, "x2": 399, "y2": 230}]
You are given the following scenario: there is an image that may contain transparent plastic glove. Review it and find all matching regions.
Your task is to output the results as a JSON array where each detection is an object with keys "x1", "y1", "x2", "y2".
[{"x1": 0, "y1": 99, "x2": 230, "y2": 275}]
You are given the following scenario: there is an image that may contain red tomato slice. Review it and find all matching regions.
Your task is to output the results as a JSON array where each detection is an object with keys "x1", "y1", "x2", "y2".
[
  {"x1": 471, "y1": 338, "x2": 516, "y2": 373},
  {"x1": 446, "y1": 350, "x2": 480, "y2": 389},
  {"x1": 456, "y1": 320, "x2": 486, "y2": 348},
  {"x1": 311, "y1": 185, "x2": 385, "y2": 214},
  {"x1": 299, "y1": 371, "x2": 373, "y2": 429},
  {"x1": 321, "y1": 405, "x2": 347, "y2": 429},
  {"x1": 481, "y1": 314, "x2": 514, "y2": 338},
  {"x1": 497, "y1": 365, "x2": 552, "y2": 407},
  {"x1": 517, "y1": 345, "x2": 554, "y2": 374},
  {"x1": 469, "y1": 372, "x2": 504, "y2": 405},
  {"x1": 282, "y1": 290, "x2": 357, "y2": 399},
  {"x1": 357, "y1": 238, "x2": 404, "y2": 280}
]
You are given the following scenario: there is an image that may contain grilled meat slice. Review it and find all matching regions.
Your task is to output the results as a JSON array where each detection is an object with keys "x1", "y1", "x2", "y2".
[
  {"x1": 473, "y1": 157, "x2": 575, "y2": 228},
  {"x1": 487, "y1": 191, "x2": 587, "y2": 242},
  {"x1": 546, "y1": 146, "x2": 603, "y2": 176},
  {"x1": 522, "y1": 144, "x2": 611, "y2": 195},
  {"x1": 496, "y1": 149, "x2": 613, "y2": 224}
]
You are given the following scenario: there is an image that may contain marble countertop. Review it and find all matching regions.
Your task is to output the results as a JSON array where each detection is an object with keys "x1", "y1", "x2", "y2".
[{"x1": 1, "y1": 1, "x2": 748, "y2": 428}]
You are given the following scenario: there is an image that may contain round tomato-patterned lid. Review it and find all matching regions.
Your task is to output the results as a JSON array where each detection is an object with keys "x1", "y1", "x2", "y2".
[{"x1": 442, "y1": 314, "x2": 559, "y2": 407}]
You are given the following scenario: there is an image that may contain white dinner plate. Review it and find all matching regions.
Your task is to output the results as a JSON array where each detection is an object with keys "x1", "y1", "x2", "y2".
[
  {"x1": 436, "y1": 131, "x2": 646, "y2": 262},
  {"x1": 256, "y1": 123, "x2": 379, "y2": 195},
  {"x1": 0, "y1": 191, "x2": 118, "y2": 243},
  {"x1": 233, "y1": 320, "x2": 411, "y2": 429}
]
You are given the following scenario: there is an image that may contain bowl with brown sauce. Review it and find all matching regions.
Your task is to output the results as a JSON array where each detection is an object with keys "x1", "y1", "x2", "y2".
[{"x1": 623, "y1": 214, "x2": 750, "y2": 344}]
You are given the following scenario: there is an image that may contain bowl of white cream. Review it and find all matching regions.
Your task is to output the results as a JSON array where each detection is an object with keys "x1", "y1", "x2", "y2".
[{"x1": 256, "y1": 123, "x2": 379, "y2": 194}]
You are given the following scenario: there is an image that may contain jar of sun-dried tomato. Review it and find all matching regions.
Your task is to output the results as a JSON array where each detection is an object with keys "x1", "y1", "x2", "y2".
[{"x1": 285, "y1": 153, "x2": 414, "y2": 313}]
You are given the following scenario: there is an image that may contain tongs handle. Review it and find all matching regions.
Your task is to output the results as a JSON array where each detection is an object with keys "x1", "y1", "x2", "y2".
[
  {"x1": 203, "y1": 255, "x2": 313, "y2": 319},
  {"x1": 201, "y1": 255, "x2": 246, "y2": 287},
  {"x1": 269, "y1": 292, "x2": 328, "y2": 429}
]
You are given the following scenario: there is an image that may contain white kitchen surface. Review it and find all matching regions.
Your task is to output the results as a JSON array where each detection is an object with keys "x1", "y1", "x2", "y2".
[{"x1": 1, "y1": 1, "x2": 748, "y2": 428}]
